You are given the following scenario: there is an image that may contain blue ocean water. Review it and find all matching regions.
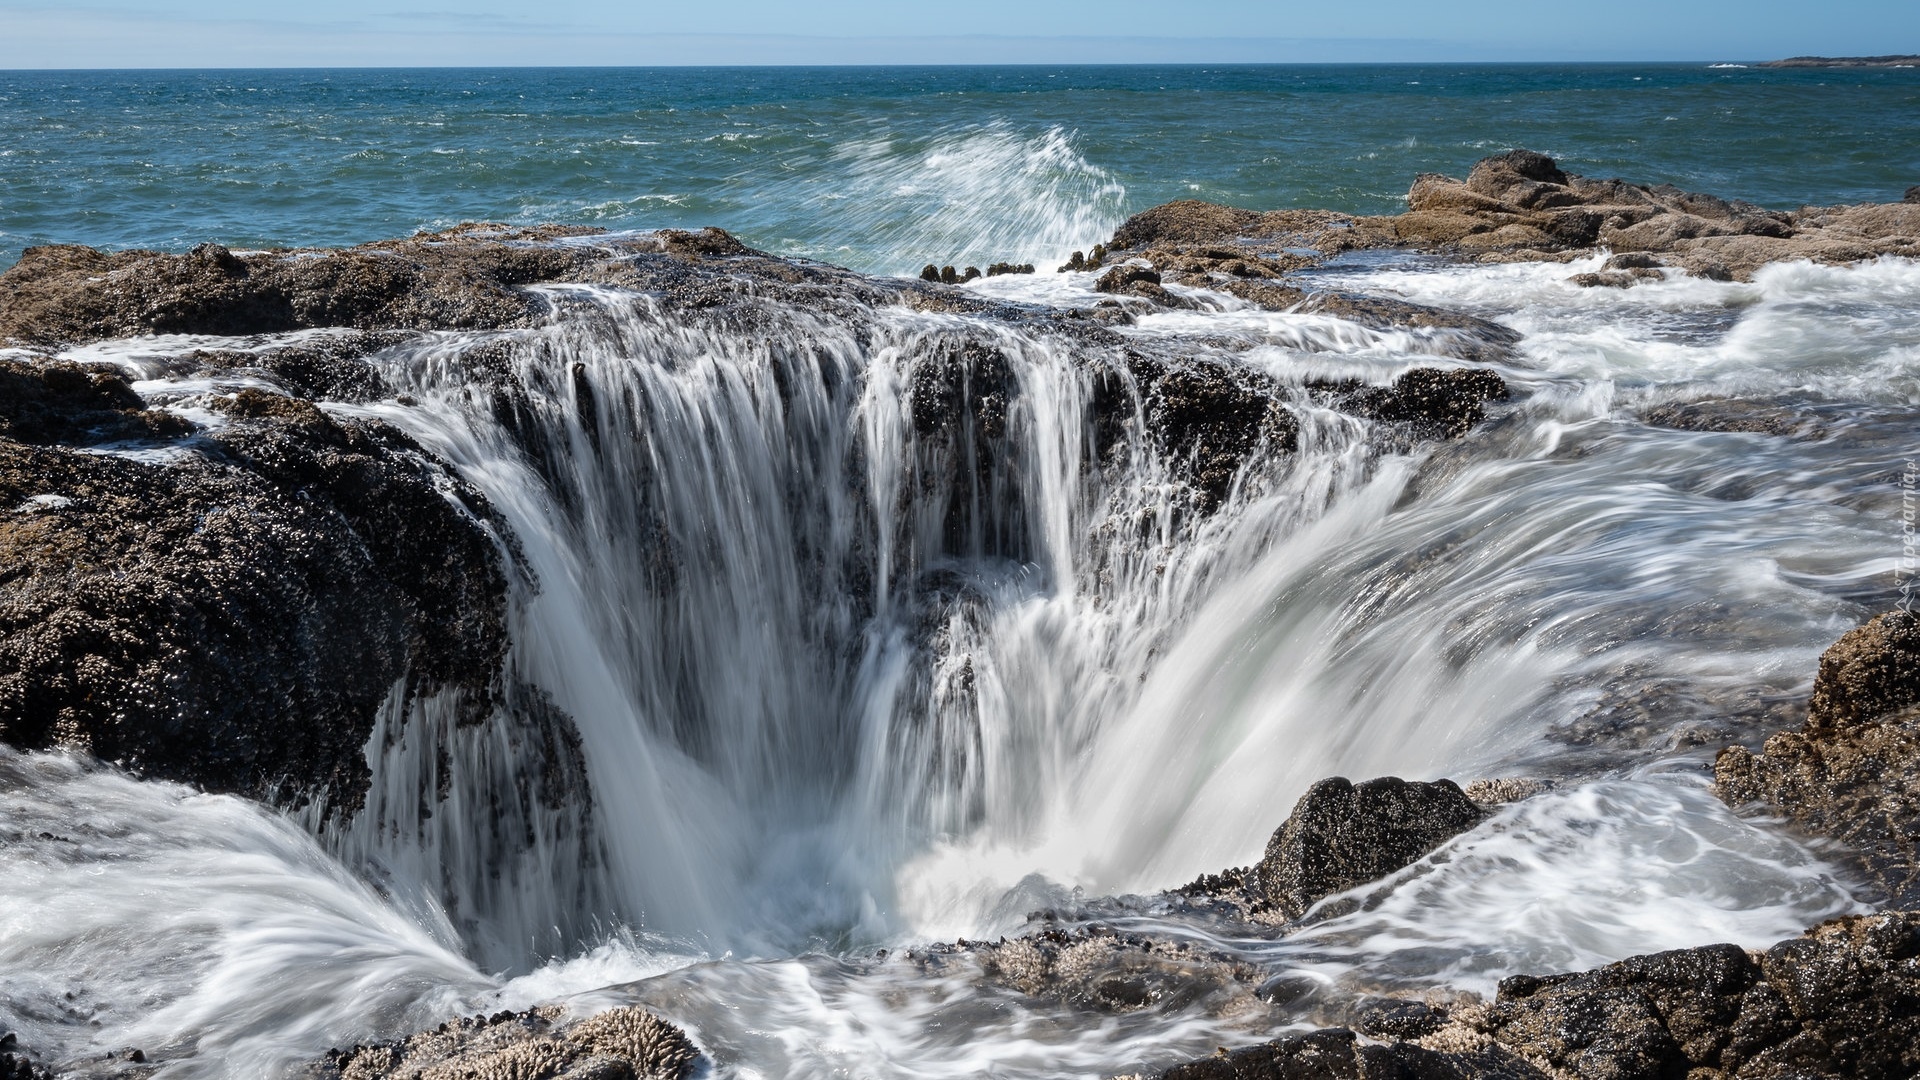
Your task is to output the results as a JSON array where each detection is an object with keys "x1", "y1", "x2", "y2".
[{"x1": 2, "y1": 64, "x2": 1917, "y2": 275}]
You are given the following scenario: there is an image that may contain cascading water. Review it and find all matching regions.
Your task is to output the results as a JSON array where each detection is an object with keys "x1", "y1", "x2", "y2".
[{"x1": 3, "y1": 246, "x2": 1911, "y2": 1078}]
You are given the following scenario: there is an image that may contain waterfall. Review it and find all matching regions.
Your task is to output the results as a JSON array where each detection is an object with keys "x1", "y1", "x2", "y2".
[{"x1": 312, "y1": 280, "x2": 1383, "y2": 963}]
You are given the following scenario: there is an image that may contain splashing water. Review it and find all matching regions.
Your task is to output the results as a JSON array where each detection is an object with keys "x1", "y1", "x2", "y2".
[
  {"x1": 756, "y1": 124, "x2": 1128, "y2": 275},
  {"x1": 1, "y1": 248, "x2": 1906, "y2": 1077}
]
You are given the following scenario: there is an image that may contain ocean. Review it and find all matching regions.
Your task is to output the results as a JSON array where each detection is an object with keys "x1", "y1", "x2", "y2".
[
  {"x1": 1, "y1": 63, "x2": 1918, "y2": 1079},
  {"x1": 3, "y1": 64, "x2": 1918, "y2": 275}
]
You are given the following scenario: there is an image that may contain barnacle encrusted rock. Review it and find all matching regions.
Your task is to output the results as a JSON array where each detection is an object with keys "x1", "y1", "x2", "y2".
[
  {"x1": 1716, "y1": 611, "x2": 1920, "y2": 906},
  {"x1": 1254, "y1": 776, "x2": 1487, "y2": 922},
  {"x1": 309, "y1": 1005, "x2": 701, "y2": 1080}
]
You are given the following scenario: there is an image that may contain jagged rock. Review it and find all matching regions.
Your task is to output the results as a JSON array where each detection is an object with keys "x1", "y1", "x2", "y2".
[
  {"x1": 1716, "y1": 613, "x2": 1920, "y2": 905},
  {"x1": 1095, "y1": 263, "x2": 1165, "y2": 293},
  {"x1": 1157, "y1": 1027, "x2": 1546, "y2": 1080},
  {"x1": 1101, "y1": 151, "x2": 1920, "y2": 283},
  {"x1": 307, "y1": 1005, "x2": 700, "y2": 1080},
  {"x1": 0, "y1": 1039, "x2": 53, "y2": 1080},
  {"x1": 985, "y1": 262, "x2": 1034, "y2": 276},
  {"x1": 0, "y1": 225, "x2": 764, "y2": 348},
  {"x1": 1907, "y1": 185, "x2": 1920, "y2": 204},
  {"x1": 1254, "y1": 776, "x2": 1487, "y2": 921},
  {"x1": 968, "y1": 925, "x2": 1264, "y2": 1015},
  {"x1": 1324, "y1": 368, "x2": 1512, "y2": 441},
  {"x1": 1806, "y1": 611, "x2": 1920, "y2": 731},
  {"x1": 1461, "y1": 777, "x2": 1553, "y2": 805},
  {"x1": 1490, "y1": 914, "x2": 1920, "y2": 1080},
  {"x1": 1110, "y1": 202, "x2": 1265, "y2": 250},
  {"x1": 0, "y1": 380, "x2": 508, "y2": 812},
  {"x1": 1122, "y1": 357, "x2": 1298, "y2": 507},
  {"x1": 0, "y1": 359, "x2": 194, "y2": 444},
  {"x1": 1152, "y1": 913, "x2": 1920, "y2": 1080}
]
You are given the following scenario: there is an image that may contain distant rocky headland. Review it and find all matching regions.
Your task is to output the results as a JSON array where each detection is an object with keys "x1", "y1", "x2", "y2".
[{"x1": 1759, "y1": 55, "x2": 1920, "y2": 68}]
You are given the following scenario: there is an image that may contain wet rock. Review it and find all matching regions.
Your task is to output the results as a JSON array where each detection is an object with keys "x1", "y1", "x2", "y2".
[
  {"x1": 178, "y1": 333, "x2": 404, "y2": 403},
  {"x1": 1461, "y1": 777, "x2": 1553, "y2": 805},
  {"x1": 0, "y1": 1044, "x2": 53, "y2": 1080},
  {"x1": 0, "y1": 225, "x2": 767, "y2": 348},
  {"x1": 1806, "y1": 610, "x2": 1920, "y2": 731},
  {"x1": 307, "y1": 1005, "x2": 701, "y2": 1080},
  {"x1": 1907, "y1": 185, "x2": 1920, "y2": 204},
  {"x1": 1716, "y1": 613, "x2": 1920, "y2": 905},
  {"x1": 1326, "y1": 368, "x2": 1512, "y2": 441},
  {"x1": 1640, "y1": 398, "x2": 1829, "y2": 438},
  {"x1": 1569, "y1": 269, "x2": 1660, "y2": 288},
  {"x1": 0, "y1": 378, "x2": 508, "y2": 813},
  {"x1": 1095, "y1": 263, "x2": 1165, "y2": 293},
  {"x1": 653, "y1": 225, "x2": 751, "y2": 259},
  {"x1": 1132, "y1": 357, "x2": 1298, "y2": 507},
  {"x1": 969, "y1": 925, "x2": 1264, "y2": 1015},
  {"x1": 1157, "y1": 1027, "x2": 1547, "y2": 1080},
  {"x1": 985, "y1": 262, "x2": 1034, "y2": 276},
  {"x1": 1110, "y1": 201, "x2": 1266, "y2": 250},
  {"x1": 1489, "y1": 943, "x2": 1756, "y2": 1079},
  {"x1": 0, "y1": 359, "x2": 195, "y2": 444},
  {"x1": 1151, "y1": 913, "x2": 1920, "y2": 1080},
  {"x1": 1103, "y1": 152, "x2": 1918, "y2": 283},
  {"x1": 1351, "y1": 997, "x2": 1451, "y2": 1040},
  {"x1": 1488, "y1": 915, "x2": 1920, "y2": 1080},
  {"x1": 1253, "y1": 776, "x2": 1487, "y2": 921}
]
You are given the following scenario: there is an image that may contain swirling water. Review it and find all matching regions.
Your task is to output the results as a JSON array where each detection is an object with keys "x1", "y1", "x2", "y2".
[{"x1": 2, "y1": 65, "x2": 1918, "y2": 1080}]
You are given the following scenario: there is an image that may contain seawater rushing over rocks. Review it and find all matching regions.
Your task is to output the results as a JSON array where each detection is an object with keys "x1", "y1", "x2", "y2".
[{"x1": 0, "y1": 152, "x2": 1917, "y2": 1079}]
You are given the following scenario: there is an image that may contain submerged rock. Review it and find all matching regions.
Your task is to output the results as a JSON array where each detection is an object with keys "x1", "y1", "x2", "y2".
[
  {"x1": 1157, "y1": 1027, "x2": 1545, "y2": 1080},
  {"x1": 968, "y1": 925, "x2": 1264, "y2": 1015},
  {"x1": 307, "y1": 1005, "x2": 701, "y2": 1080}
]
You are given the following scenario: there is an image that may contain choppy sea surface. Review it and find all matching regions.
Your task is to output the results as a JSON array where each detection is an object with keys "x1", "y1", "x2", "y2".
[
  {"x1": 2, "y1": 64, "x2": 1919, "y2": 1080},
  {"x1": 2, "y1": 64, "x2": 1918, "y2": 274}
]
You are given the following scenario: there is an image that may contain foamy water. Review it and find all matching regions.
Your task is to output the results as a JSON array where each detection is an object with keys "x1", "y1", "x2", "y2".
[{"x1": 0, "y1": 246, "x2": 1908, "y2": 1077}]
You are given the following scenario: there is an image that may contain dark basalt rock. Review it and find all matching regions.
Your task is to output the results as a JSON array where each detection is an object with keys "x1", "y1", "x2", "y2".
[
  {"x1": 0, "y1": 386, "x2": 508, "y2": 813},
  {"x1": 307, "y1": 1005, "x2": 701, "y2": 1080},
  {"x1": 1640, "y1": 398, "x2": 1828, "y2": 438},
  {"x1": 1488, "y1": 914, "x2": 1920, "y2": 1080},
  {"x1": 1125, "y1": 356, "x2": 1299, "y2": 508},
  {"x1": 0, "y1": 359, "x2": 195, "y2": 444},
  {"x1": 967, "y1": 924, "x2": 1265, "y2": 1016},
  {"x1": 1907, "y1": 185, "x2": 1920, "y2": 204},
  {"x1": 1153, "y1": 913, "x2": 1920, "y2": 1080},
  {"x1": 1160, "y1": 1027, "x2": 1546, "y2": 1080},
  {"x1": 1095, "y1": 263, "x2": 1166, "y2": 293},
  {"x1": 0, "y1": 225, "x2": 762, "y2": 348},
  {"x1": 1716, "y1": 612, "x2": 1920, "y2": 905},
  {"x1": 1326, "y1": 368, "x2": 1512, "y2": 441},
  {"x1": 1806, "y1": 610, "x2": 1920, "y2": 732},
  {"x1": 1254, "y1": 776, "x2": 1487, "y2": 921},
  {"x1": 0, "y1": 1039, "x2": 53, "y2": 1080}
]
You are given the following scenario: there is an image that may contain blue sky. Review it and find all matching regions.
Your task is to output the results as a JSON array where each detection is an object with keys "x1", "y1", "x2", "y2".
[{"x1": 1, "y1": 1, "x2": 1916, "y2": 67}]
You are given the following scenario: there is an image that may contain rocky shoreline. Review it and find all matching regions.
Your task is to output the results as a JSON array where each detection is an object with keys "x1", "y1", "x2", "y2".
[{"x1": 2, "y1": 152, "x2": 1917, "y2": 1078}]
